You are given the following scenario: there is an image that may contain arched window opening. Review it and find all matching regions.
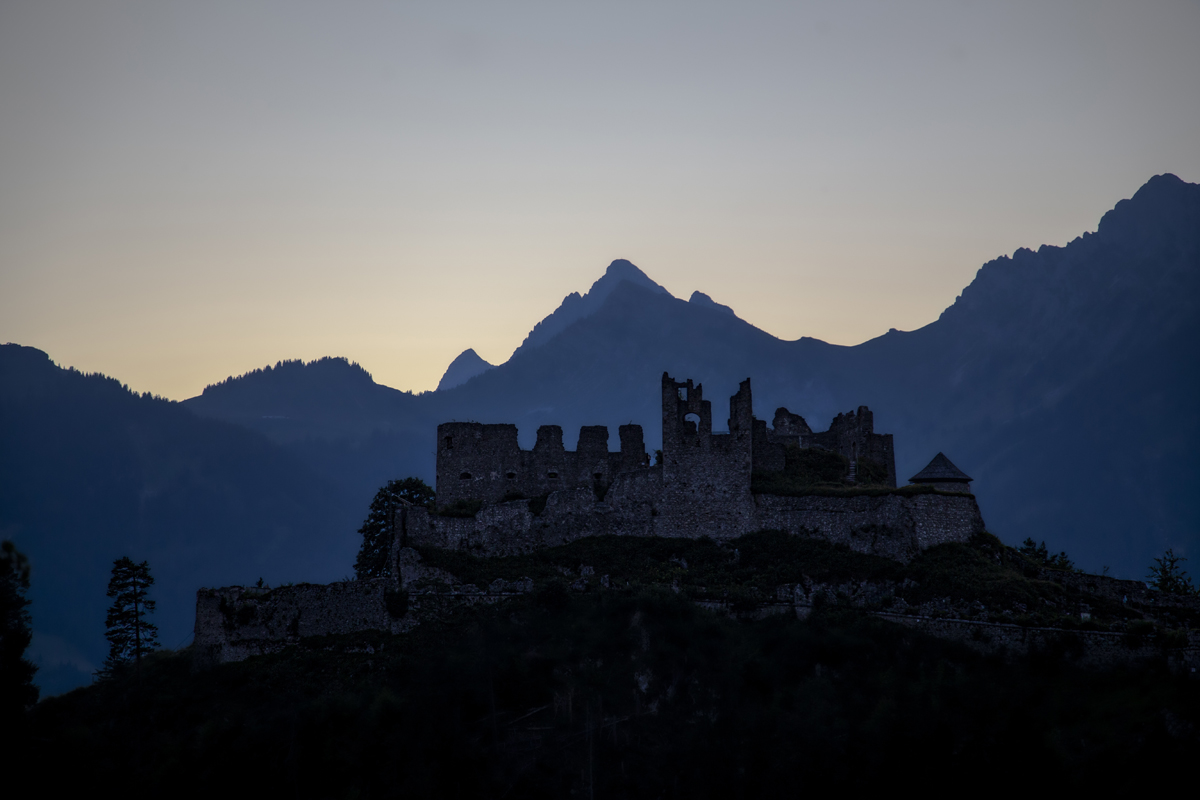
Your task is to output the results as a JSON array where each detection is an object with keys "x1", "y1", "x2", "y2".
[{"x1": 459, "y1": 472, "x2": 472, "y2": 480}]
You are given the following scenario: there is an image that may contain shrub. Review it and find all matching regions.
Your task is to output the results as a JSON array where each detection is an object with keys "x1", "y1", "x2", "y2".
[
  {"x1": 1018, "y1": 538, "x2": 1075, "y2": 572},
  {"x1": 1147, "y1": 548, "x2": 1196, "y2": 595}
]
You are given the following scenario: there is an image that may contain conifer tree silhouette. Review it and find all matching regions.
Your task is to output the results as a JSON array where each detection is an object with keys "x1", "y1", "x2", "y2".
[
  {"x1": 1, "y1": 540, "x2": 38, "y2": 719},
  {"x1": 101, "y1": 557, "x2": 158, "y2": 676}
]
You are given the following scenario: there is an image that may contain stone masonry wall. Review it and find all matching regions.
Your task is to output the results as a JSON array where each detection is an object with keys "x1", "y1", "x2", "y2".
[
  {"x1": 806, "y1": 406, "x2": 896, "y2": 487},
  {"x1": 752, "y1": 492, "x2": 985, "y2": 561},
  {"x1": 436, "y1": 422, "x2": 647, "y2": 506},
  {"x1": 194, "y1": 552, "x2": 537, "y2": 666},
  {"x1": 193, "y1": 580, "x2": 408, "y2": 667},
  {"x1": 656, "y1": 374, "x2": 756, "y2": 538},
  {"x1": 195, "y1": 566, "x2": 1200, "y2": 674},
  {"x1": 403, "y1": 483, "x2": 983, "y2": 561}
]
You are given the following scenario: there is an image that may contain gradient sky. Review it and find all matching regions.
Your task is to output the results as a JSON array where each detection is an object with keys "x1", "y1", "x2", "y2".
[{"x1": 2, "y1": 1, "x2": 1197, "y2": 399}]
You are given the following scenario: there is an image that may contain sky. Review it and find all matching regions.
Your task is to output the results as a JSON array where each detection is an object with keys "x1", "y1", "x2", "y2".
[{"x1": 2, "y1": 0, "x2": 1197, "y2": 400}]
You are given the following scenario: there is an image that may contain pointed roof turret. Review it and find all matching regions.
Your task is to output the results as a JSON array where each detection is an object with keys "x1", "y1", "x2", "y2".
[{"x1": 909, "y1": 453, "x2": 973, "y2": 484}]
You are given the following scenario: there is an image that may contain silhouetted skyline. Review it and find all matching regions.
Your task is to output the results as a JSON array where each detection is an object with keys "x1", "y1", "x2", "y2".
[{"x1": 1, "y1": 1, "x2": 1197, "y2": 399}]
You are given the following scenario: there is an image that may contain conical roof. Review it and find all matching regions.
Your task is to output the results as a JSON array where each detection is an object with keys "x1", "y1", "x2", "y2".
[{"x1": 909, "y1": 452, "x2": 973, "y2": 483}]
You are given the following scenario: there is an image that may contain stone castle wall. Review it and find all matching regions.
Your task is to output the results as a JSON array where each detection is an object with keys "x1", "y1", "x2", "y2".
[
  {"x1": 752, "y1": 492, "x2": 985, "y2": 561},
  {"x1": 193, "y1": 580, "x2": 410, "y2": 667},
  {"x1": 195, "y1": 560, "x2": 1200, "y2": 675},
  {"x1": 436, "y1": 421, "x2": 648, "y2": 506},
  {"x1": 402, "y1": 484, "x2": 984, "y2": 561},
  {"x1": 430, "y1": 373, "x2": 913, "y2": 553},
  {"x1": 193, "y1": 551, "x2": 537, "y2": 666}
]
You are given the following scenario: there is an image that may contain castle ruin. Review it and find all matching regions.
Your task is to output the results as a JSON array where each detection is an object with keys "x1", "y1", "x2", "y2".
[
  {"x1": 409, "y1": 373, "x2": 979, "y2": 560},
  {"x1": 193, "y1": 373, "x2": 1200, "y2": 675}
]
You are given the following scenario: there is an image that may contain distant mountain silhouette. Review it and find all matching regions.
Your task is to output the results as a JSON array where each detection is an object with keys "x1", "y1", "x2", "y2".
[
  {"x1": 184, "y1": 356, "x2": 434, "y2": 496},
  {"x1": 509, "y1": 258, "x2": 671, "y2": 358},
  {"x1": 0, "y1": 346, "x2": 361, "y2": 695},
  {"x1": 186, "y1": 174, "x2": 1199, "y2": 578},
  {"x1": 436, "y1": 349, "x2": 495, "y2": 391},
  {"x1": 11, "y1": 174, "x2": 1194, "y2": 695}
]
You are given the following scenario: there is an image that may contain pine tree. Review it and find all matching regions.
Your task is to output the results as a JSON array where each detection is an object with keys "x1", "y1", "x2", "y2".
[
  {"x1": 1147, "y1": 548, "x2": 1195, "y2": 595},
  {"x1": 1018, "y1": 538, "x2": 1075, "y2": 571},
  {"x1": 100, "y1": 557, "x2": 159, "y2": 677},
  {"x1": 354, "y1": 478, "x2": 435, "y2": 580},
  {"x1": 1, "y1": 540, "x2": 38, "y2": 721}
]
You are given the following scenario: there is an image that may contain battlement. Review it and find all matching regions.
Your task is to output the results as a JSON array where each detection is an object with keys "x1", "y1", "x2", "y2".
[
  {"x1": 436, "y1": 421, "x2": 649, "y2": 506},
  {"x1": 437, "y1": 372, "x2": 899, "y2": 519}
]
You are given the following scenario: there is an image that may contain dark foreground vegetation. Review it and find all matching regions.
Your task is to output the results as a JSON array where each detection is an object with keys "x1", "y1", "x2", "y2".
[{"x1": 22, "y1": 582, "x2": 1200, "y2": 797}]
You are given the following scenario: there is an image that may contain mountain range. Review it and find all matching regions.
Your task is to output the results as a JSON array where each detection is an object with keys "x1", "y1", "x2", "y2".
[{"x1": 3, "y1": 172, "x2": 1197, "y2": 696}]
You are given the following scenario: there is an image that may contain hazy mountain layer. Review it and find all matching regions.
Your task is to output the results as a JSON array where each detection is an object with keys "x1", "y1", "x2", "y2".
[
  {"x1": 7, "y1": 174, "x2": 1195, "y2": 696},
  {"x1": 185, "y1": 174, "x2": 1199, "y2": 577},
  {"x1": 0, "y1": 346, "x2": 361, "y2": 695}
]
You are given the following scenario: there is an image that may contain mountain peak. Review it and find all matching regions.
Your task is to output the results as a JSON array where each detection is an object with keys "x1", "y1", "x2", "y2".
[
  {"x1": 603, "y1": 258, "x2": 650, "y2": 282},
  {"x1": 590, "y1": 259, "x2": 670, "y2": 300},
  {"x1": 1097, "y1": 172, "x2": 1198, "y2": 244},
  {"x1": 437, "y1": 348, "x2": 495, "y2": 391},
  {"x1": 510, "y1": 259, "x2": 671, "y2": 358}
]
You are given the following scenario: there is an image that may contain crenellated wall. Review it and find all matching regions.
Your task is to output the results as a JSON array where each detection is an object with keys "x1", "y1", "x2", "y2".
[
  {"x1": 436, "y1": 422, "x2": 648, "y2": 506},
  {"x1": 429, "y1": 372, "x2": 924, "y2": 553}
]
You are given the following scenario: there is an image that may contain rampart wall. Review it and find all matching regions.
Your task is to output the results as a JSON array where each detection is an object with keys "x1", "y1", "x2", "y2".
[
  {"x1": 402, "y1": 486, "x2": 983, "y2": 560},
  {"x1": 193, "y1": 580, "x2": 408, "y2": 667},
  {"x1": 193, "y1": 552, "x2": 536, "y2": 666},
  {"x1": 195, "y1": 559, "x2": 1200, "y2": 675},
  {"x1": 753, "y1": 492, "x2": 985, "y2": 561}
]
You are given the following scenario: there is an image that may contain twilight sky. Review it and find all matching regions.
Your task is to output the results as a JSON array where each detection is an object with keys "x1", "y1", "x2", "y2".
[{"x1": 2, "y1": 1, "x2": 1197, "y2": 399}]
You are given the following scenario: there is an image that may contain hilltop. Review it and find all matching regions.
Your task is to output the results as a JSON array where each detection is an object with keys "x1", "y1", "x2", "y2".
[{"x1": 23, "y1": 532, "x2": 1200, "y2": 795}]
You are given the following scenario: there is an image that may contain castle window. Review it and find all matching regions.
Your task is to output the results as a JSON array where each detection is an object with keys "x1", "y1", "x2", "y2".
[
  {"x1": 444, "y1": 436, "x2": 454, "y2": 450},
  {"x1": 547, "y1": 471, "x2": 558, "y2": 479},
  {"x1": 506, "y1": 472, "x2": 516, "y2": 480},
  {"x1": 593, "y1": 472, "x2": 603, "y2": 480},
  {"x1": 459, "y1": 472, "x2": 472, "y2": 480}
]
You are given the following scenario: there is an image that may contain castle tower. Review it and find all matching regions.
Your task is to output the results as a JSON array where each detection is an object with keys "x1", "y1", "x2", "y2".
[
  {"x1": 656, "y1": 372, "x2": 755, "y2": 538},
  {"x1": 908, "y1": 453, "x2": 973, "y2": 493}
]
